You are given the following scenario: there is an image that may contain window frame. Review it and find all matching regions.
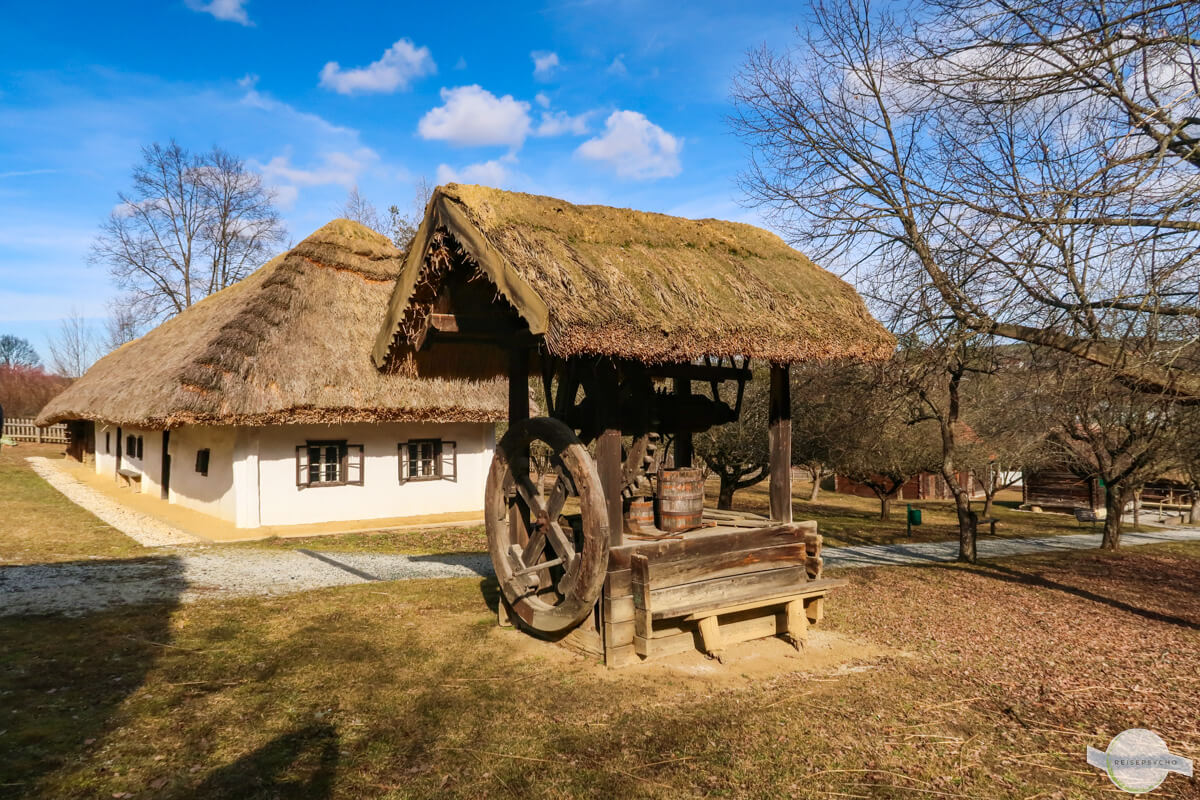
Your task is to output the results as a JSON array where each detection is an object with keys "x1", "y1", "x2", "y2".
[
  {"x1": 295, "y1": 440, "x2": 363, "y2": 489},
  {"x1": 398, "y1": 439, "x2": 457, "y2": 483},
  {"x1": 195, "y1": 448, "x2": 210, "y2": 477}
]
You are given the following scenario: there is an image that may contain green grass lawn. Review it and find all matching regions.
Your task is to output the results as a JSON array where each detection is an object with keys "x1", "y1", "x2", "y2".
[{"x1": 2, "y1": 453, "x2": 1199, "y2": 798}]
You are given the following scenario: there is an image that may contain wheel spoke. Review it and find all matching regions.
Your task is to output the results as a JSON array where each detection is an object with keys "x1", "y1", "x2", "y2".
[
  {"x1": 512, "y1": 471, "x2": 549, "y2": 519},
  {"x1": 519, "y1": 527, "x2": 548, "y2": 568},
  {"x1": 545, "y1": 520, "x2": 576, "y2": 562}
]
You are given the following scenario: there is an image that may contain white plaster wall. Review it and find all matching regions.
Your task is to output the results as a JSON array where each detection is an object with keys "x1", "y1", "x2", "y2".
[
  {"x1": 168, "y1": 425, "x2": 238, "y2": 523},
  {"x1": 95, "y1": 423, "x2": 118, "y2": 479},
  {"x1": 253, "y1": 422, "x2": 494, "y2": 527}
]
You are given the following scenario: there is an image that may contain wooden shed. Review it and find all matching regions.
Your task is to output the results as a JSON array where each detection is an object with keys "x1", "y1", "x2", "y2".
[{"x1": 374, "y1": 184, "x2": 894, "y2": 665}]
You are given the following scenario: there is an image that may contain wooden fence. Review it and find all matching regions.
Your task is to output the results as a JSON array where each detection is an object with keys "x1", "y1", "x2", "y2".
[{"x1": 2, "y1": 417, "x2": 69, "y2": 444}]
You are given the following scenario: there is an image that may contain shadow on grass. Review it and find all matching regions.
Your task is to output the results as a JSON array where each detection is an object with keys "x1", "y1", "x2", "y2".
[
  {"x1": 0, "y1": 556, "x2": 185, "y2": 799},
  {"x1": 942, "y1": 559, "x2": 1200, "y2": 632},
  {"x1": 166, "y1": 724, "x2": 339, "y2": 800}
]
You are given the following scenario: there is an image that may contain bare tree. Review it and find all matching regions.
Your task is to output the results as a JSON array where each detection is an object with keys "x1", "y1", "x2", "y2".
[
  {"x1": 694, "y1": 374, "x2": 770, "y2": 509},
  {"x1": 341, "y1": 185, "x2": 384, "y2": 232},
  {"x1": 732, "y1": 0, "x2": 1200, "y2": 399},
  {"x1": 91, "y1": 141, "x2": 286, "y2": 325},
  {"x1": 102, "y1": 298, "x2": 142, "y2": 353},
  {"x1": 47, "y1": 309, "x2": 98, "y2": 378},
  {"x1": 0, "y1": 335, "x2": 40, "y2": 369},
  {"x1": 1037, "y1": 353, "x2": 1177, "y2": 548}
]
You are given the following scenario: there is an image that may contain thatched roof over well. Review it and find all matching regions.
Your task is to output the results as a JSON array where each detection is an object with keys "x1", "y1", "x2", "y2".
[
  {"x1": 373, "y1": 184, "x2": 895, "y2": 368},
  {"x1": 38, "y1": 220, "x2": 506, "y2": 428}
]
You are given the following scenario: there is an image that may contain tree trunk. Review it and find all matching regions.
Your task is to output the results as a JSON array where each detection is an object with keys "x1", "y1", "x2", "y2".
[
  {"x1": 1190, "y1": 492, "x2": 1200, "y2": 525},
  {"x1": 1102, "y1": 484, "x2": 1124, "y2": 550},
  {"x1": 718, "y1": 475, "x2": 736, "y2": 510},
  {"x1": 808, "y1": 468, "x2": 821, "y2": 502},
  {"x1": 955, "y1": 492, "x2": 978, "y2": 563},
  {"x1": 880, "y1": 494, "x2": 893, "y2": 521},
  {"x1": 982, "y1": 492, "x2": 994, "y2": 519}
]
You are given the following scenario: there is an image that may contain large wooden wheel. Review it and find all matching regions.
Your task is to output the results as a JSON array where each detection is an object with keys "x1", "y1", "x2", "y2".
[{"x1": 486, "y1": 417, "x2": 610, "y2": 634}]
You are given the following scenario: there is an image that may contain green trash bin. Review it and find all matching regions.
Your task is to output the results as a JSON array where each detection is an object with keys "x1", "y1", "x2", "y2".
[{"x1": 906, "y1": 504, "x2": 922, "y2": 536}]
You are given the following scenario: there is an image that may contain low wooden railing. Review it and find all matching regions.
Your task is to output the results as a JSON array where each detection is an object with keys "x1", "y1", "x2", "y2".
[{"x1": 2, "y1": 417, "x2": 69, "y2": 444}]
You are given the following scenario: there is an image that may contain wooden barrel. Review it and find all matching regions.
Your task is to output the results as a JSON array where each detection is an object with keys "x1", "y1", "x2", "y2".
[
  {"x1": 624, "y1": 498, "x2": 654, "y2": 533},
  {"x1": 656, "y1": 467, "x2": 704, "y2": 533}
]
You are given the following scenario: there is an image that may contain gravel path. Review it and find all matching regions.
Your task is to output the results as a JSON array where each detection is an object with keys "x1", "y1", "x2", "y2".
[
  {"x1": 3, "y1": 527, "x2": 1199, "y2": 617},
  {"x1": 26, "y1": 457, "x2": 199, "y2": 546}
]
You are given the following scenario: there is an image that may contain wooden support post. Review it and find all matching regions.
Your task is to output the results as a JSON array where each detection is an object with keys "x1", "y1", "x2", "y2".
[
  {"x1": 785, "y1": 598, "x2": 808, "y2": 650},
  {"x1": 697, "y1": 615, "x2": 723, "y2": 662},
  {"x1": 594, "y1": 359, "x2": 624, "y2": 548},
  {"x1": 509, "y1": 348, "x2": 531, "y2": 547},
  {"x1": 673, "y1": 377, "x2": 693, "y2": 468},
  {"x1": 769, "y1": 364, "x2": 792, "y2": 524}
]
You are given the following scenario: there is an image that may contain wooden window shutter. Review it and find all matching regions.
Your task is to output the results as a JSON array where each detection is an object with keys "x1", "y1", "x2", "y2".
[
  {"x1": 136, "y1": 436, "x2": 144, "y2": 460},
  {"x1": 346, "y1": 444, "x2": 364, "y2": 486},
  {"x1": 296, "y1": 445, "x2": 310, "y2": 487},
  {"x1": 398, "y1": 441, "x2": 410, "y2": 483},
  {"x1": 440, "y1": 441, "x2": 457, "y2": 482}
]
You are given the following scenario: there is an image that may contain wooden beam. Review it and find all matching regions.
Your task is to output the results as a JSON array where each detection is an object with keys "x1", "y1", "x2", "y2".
[
  {"x1": 648, "y1": 363, "x2": 752, "y2": 383},
  {"x1": 673, "y1": 377, "x2": 693, "y2": 468},
  {"x1": 769, "y1": 364, "x2": 792, "y2": 524},
  {"x1": 593, "y1": 359, "x2": 624, "y2": 548}
]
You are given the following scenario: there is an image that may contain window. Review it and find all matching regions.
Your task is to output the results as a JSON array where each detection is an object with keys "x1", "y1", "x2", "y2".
[
  {"x1": 195, "y1": 448, "x2": 210, "y2": 477},
  {"x1": 136, "y1": 436, "x2": 144, "y2": 460},
  {"x1": 105, "y1": 431, "x2": 110, "y2": 454},
  {"x1": 295, "y1": 441, "x2": 363, "y2": 488},
  {"x1": 126, "y1": 435, "x2": 136, "y2": 458},
  {"x1": 399, "y1": 439, "x2": 457, "y2": 483}
]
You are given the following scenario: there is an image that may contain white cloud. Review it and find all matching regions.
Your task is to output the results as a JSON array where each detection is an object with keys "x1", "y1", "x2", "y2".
[
  {"x1": 185, "y1": 0, "x2": 252, "y2": 25},
  {"x1": 436, "y1": 157, "x2": 516, "y2": 187},
  {"x1": 417, "y1": 85, "x2": 531, "y2": 148},
  {"x1": 319, "y1": 39, "x2": 436, "y2": 95},
  {"x1": 534, "y1": 92, "x2": 551, "y2": 109},
  {"x1": 531, "y1": 51, "x2": 560, "y2": 81},
  {"x1": 577, "y1": 110, "x2": 682, "y2": 179},
  {"x1": 535, "y1": 110, "x2": 591, "y2": 137},
  {"x1": 607, "y1": 55, "x2": 628, "y2": 77},
  {"x1": 253, "y1": 148, "x2": 379, "y2": 209}
]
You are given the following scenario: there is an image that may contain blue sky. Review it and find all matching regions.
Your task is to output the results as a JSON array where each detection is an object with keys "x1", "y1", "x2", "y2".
[{"x1": 1, "y1": 0, "x2": 805, "y2": 363}]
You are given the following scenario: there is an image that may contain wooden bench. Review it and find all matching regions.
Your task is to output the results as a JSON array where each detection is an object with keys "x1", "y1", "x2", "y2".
[
  {"x1": 629, "y1": 528, "x2": 845, "y2": 662},
  {"x1": 1073, "y1": 507, "x2": 1104, "y2": 528},
  {"x1": 117, "y1": 467, "x2": 142, "y2": 489}
]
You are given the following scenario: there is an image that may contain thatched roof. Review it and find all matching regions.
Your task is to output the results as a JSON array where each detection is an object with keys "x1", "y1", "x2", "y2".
[
  {"x1": 373, "y1": 184, "x2": 894, "y2": 368},
  {"x1": 38, "y1": 220, "x2": 506, "y2": 428}
]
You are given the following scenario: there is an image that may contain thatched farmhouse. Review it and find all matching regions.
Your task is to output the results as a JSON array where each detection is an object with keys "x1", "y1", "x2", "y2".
[{"x1": 38, "y1": 219, "x2": 505, "y2": 531}]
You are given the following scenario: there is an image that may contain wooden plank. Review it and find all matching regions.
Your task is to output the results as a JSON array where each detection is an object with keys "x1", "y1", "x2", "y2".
[
  {"x1": 609, "y1": 521, "x2": 818, "y2": 570},
  {"x1": 634, "y1": 613, "x2": 785, "y2": 660},
  {"x1": 651, "y1": 570, "x2": 846, "y2": 621},
  {"x1": 605, "y1": 643, "x2": 640, "y2": 668},
  {"x1": 604, "y1": 619, "x2": 635, "y2": 648},
  {"x1": 805, "y1": 596, "x2": 824, "y2": 624},
  {"x1": 603, "y1": 595, "x2": 634, "y2": 624},
  {"x1": 682, "y1": 583, "x2": 843, "y2": 621},
  {"x1": 769, "y1": 364, "x2": 792, "y2": 524},
  {"x1": 604, "y1": 568, "x2": 631, "y2": 598},
  {"x1": 644, "y1": 541, "x2": 810, "y2": 587},
  {"x1": 631, "y1": 554, "x2": 652, "y2": 655}
]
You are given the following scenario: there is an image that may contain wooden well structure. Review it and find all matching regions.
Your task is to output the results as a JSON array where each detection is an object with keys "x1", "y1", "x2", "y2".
[{"x1": 372, "y1": 184, "x2": 894, "y2": 666}]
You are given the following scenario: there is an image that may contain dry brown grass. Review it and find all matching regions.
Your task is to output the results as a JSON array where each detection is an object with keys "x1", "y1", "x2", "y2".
[
  {"x1": 3, "y1": 546, "x2": 1198, "y2": 798},
  {"x1": 3, "y1": 459, "x2": 1199, "y2": 798}
]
